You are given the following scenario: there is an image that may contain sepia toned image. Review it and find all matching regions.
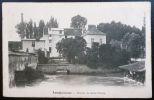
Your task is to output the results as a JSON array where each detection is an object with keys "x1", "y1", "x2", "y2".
[{"x1": 3, "y1": 2, "x2": 152, "y2": 98}]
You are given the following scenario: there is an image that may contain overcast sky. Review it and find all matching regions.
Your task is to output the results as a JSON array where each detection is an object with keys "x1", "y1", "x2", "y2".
[{"x1": 3, "y1": 2, "x2": 150, "y2": 41}]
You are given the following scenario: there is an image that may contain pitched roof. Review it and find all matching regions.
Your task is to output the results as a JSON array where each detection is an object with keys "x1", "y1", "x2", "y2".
[
  {"x1": 119, "y1": 61, "x2": 145, "y2": 72},
  {"x1": 64, "y1": 28, "x2": 82, "y2": 36},
  {"x1": 83, "y1": 25, "x2": 106, "y2": 36},
  {"x1": 86, "y1": 30, "x2": 106, "y2": 35}
]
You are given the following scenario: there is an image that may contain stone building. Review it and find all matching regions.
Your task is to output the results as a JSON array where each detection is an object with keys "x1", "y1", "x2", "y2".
[{"x1": 83, "y1": 25, "x2": 106, "y2": 48}]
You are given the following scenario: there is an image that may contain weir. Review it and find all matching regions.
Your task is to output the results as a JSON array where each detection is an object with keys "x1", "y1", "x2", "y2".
[{"x1": 37, "y1": 64, "x2": 69, "y2": 74}]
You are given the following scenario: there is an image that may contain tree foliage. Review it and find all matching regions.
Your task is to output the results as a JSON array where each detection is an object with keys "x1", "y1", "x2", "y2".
[
  {"x1": 33, "y1": 23, "x2": 38, "y2": 39},
  {"x1": 86, "y1": 42, "x2": 99, "y2": 68},
  {"x1": 70, "y1": 15, "x2": 87, "y2": 29},
  {"x1": 16, "y1": 16, "x2": 59, "y2": 39},
  {"x1": 97, "y1": 21, "x2": 142, "y2": 43},
  {"x1": 122, "y1": 33, "x2": 142, "y2": 58},
  {"x1": 56, "y1": 36, "x2": 87, "y2": 63},
  {"x1": 15, "y1": 21, "x2": 26, "y2": 39},
  {"x1": 47, "y1": 16, "x2": 58, "y2": 28},
  {"x1": 86, "y1": 43, "x2": 130, "y2": 69},
  {"x1": 38, "y1": 20, "x2": 45, "y2": 38},
  {"x1": 37, "y1": 49, "x2": 48, "y2": 64}
]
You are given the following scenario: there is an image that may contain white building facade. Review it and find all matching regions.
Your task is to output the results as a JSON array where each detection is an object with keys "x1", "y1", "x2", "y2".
[
  {"x1": 22, "y1": 25, "x2": 106, "y2": 58},
  {"x1": 83, "y1": 25, "x2": 106, "y2": 48},
  {"x1": 22, "y1": 39, "x2": 45, "y2": 53},
  {"x1": 48, "y1": 28, "x2": 65, "y2": 57}
]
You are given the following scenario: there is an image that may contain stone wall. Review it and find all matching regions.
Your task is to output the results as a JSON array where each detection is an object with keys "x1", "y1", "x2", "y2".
[{"x1": 37, "y1": 64, "x2": 121, "y2": 75}]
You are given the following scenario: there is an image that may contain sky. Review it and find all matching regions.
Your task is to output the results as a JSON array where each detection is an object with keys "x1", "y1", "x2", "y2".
[{"x1": 3, "y1": 2, "x2": 150, "y2": 41}]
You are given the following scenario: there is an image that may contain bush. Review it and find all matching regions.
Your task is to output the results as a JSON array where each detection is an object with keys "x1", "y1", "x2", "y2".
[
  {"x1": 37, "y1": 49, "x2": 48, "y2": 64},
  {"x1": 86, "y1": 44, "x2": 130, "y2": 69}
]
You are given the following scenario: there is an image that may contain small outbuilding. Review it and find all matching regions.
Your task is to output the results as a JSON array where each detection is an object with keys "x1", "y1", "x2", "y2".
[{"x1": 119, "y1": 61, "x2": 145, "y2": 83}]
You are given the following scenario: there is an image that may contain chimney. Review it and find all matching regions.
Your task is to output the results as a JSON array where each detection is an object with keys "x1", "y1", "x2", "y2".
[
  {"x1": 88, "y1": 25, "x2": 96, "y2": 30},
  {"x1": 21, "y1": 13, "x2": 24, "y2": 23}
]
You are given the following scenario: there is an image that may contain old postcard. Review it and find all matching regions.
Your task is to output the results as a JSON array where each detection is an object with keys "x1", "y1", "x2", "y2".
[{"x1": 3, "y1": 2, "x2": 152, "y2": 98}]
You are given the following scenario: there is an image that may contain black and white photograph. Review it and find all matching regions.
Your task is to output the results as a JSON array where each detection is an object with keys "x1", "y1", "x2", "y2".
[{"x1": 3, "y1": 2, "x2": 152, "y2": 98}]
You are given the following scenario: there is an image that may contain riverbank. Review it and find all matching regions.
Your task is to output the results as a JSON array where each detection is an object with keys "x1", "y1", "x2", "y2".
[{"x1": 37, "y1": 64, "x2": 123, "y2": 77}]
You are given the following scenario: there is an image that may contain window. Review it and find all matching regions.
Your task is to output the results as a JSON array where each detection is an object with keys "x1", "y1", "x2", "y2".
[
  {"x1": 49, "y1": 34, "x2": 52, "y2": 37},
  {"x1": 91, "y1": 38, "x2": 94, "y2": 43},
  {"x1": 32, "y1": 41, "x2": 35, "y2": 47},
  {"x1": 49, "y1": 47, "x2": 52, "y2": 53},
  {"x1": 100, "y1": 39, "x2": 102, "y2": 44},
  {"x1": 65, "y1": 35, "x2": 67, "y2": 38},
  {"x1": 49, "y1": 40, "x2": 52, "y2": 43}
]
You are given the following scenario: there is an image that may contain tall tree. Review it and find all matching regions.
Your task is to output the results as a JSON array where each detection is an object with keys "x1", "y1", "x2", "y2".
[
  {"x1": 70, "y1": 15, "x2": 87, "y2": 30},
  {"x1": 38, "y1": 20, "x2": 45, "y2": 38},
  {"x1": 15, "y1": 21, "x2": 26, "y2": 39},
  {"x1": 47, "y1": 16, "x2": 58, "y2": 28},
  {"x1": 33, "y1": 22, "x2": 38, "y2": 39},
  {"x1": 25, "y1": 20, "x2": 33, "y2": 39},
  {"x1": 28, "y1": 20, "x2": 33, "y2": 38},
  {"x1": 43, "y1": 23, "x2": 48, "y2": 35}
]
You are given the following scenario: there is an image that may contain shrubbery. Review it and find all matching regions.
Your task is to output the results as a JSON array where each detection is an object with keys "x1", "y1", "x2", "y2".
[
  {"x1": 37, "y1": 49, "x2": 48, "y2": 64},
  {"x1": 86, "y1": 43, "x2": 131, "y2": 69}
]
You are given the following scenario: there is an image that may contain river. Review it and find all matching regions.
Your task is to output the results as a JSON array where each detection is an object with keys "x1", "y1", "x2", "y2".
[
  {"x1": 8, "y1": 74, "x2": 144, "y2": 97},
  {"x1": 16, "y1": 74, "x2": 144, "y2": 87}
]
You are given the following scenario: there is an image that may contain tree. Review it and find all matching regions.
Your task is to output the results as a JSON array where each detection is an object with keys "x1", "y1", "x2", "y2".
[
  {"x1": 47, "y1": 16, "x2": 58, "y2": 28},
  {"x1": 86, "y1": 42, "x2": 99, "y2": 69},
  {"x1": 38, "y1": 20, "x2": 45, "y2": 38},
  {"x1": 122, "y1": 33, "x2": 142, "y2": 59},
  {"x1": 28, "y1": 20, "x2": 33, "y2": 38},
  {"x1": 128, "y1": 33, "x2": 142, "y2": 59},
  {"x1": 25, "y1": 20, "x2": 34, "y2": 39},
  {"x1": 37, "y1": 49, "x2": 48, "y2": 64},
  {"x1": 70, "y1": 15, "x2": 87, "y2": 30},
  {"x1": 15, "y1": 21, "x2": 26, "y2": 39},
  {"x1": 56, "y1": 36, "x2": 87, "y2": 63},
  {"x1": 97, "y1": 21, "x2": 143, "y2": 43},
  {"x1": 98, "y1": 44, "x2": 130, "y2": 68},
  {"x1": 33, "y1": 22, "x2": 38, "y2": 39},
  {"x1": 43, "y1": 24, "x2": 48, "y2": 35}
]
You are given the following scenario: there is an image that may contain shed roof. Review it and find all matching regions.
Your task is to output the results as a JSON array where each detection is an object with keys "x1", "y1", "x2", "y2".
[{"x1": 119, "y1": 61, "x2": 145, "y2": 72}]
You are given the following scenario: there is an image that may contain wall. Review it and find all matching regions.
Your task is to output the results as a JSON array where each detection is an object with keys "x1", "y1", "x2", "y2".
[
  {"x1": 83, "y1": 35, "x2": 106, "y2": 48},
  {"x1": 37, "y1": 64, "x2": 121, "y2": 75},
  {"x1": 22, "y1": 40, "x2": 45, "y2": 53},
  {"x1": 48, "y1": 29, "x2": 65, "y2": 57}
]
